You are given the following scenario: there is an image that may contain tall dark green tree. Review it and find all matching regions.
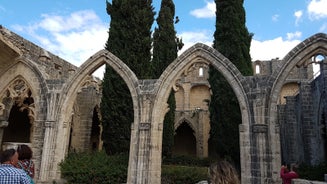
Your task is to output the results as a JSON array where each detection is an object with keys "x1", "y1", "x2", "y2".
[
  {"x1": 152, "y1": 0, "x2": 183, "y2": 158},
  {"x1": 101, "y1": 0, "x2": 155, "y2": 155},
  {"x1": 209, "y1": 0, "x2": 253, "y2": 166}
]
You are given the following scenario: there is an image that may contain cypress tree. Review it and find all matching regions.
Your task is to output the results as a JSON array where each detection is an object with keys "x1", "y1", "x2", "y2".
[
  {"x1": 209, "y1": 0, "x2": 253, "y2": 166},
  {"x1": 101, "y1": 0, "x2": 155, "y2": 155},
  {"x1": 152, "y1": 0, "x2": 183, "y2": 158}
]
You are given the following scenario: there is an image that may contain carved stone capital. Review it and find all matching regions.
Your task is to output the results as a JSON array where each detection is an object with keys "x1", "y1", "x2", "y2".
[
  {"x1": 252, "y1": 124, "x2": 268, "y2": 133},
  {"x1": 139, "y1": 122, "x2": 151, "y2": 130},
  {"x1": 0, "y1": 120, "x2": 8, "y2": 128},
  {"x1": 44, "y1": 121, "x2": 55, "y2": 128}
]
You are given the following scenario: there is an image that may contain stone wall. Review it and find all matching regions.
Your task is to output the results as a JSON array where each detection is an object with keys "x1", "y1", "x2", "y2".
[
  {"x1": 1, "y1": 25, "x2": 327, "y2": 184},
  {"x1": 292, "y1": 179, "x2": 327, "y2": 184}
]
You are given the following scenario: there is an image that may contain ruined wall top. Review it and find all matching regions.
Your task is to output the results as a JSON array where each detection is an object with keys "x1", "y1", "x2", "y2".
[
  {"x1": 0, "y1": 25, "x2": 78, "y2": 80},
  {"x1": 252, "y1": 58, "x2": 314, "y2": 81}
]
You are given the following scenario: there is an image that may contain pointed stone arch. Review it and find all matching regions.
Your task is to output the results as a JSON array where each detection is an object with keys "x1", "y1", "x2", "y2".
[
  {"x1": 174, "y1": 117, "x2": 196, "y2": 134},
  {"x1": 268, "y1": 33, "x2": 327, "y2": 181},
  {"x1": 49, "y1": 50, "x2": 140, "y2": 180},
  {"x1": 270, "y1": 33, "x2": 327, "y2": 91},
  {"x1": 173, "y1": 121, "x2": 197, "y2": 156},
  {"x1": 150, "y1": 43, "x2": 251, "y2": 183},
  {"x1": 0, "y1": 58, "x2": 49, "y2": 181},
  {"x1": 1, "y1": 76, "x2": 34, "y2": 143},
  {"x1": 0, "y1": 59, "x2": 49, "y2": 137}
]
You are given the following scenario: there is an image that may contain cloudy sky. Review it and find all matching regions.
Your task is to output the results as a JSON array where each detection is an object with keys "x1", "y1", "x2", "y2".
[{"x1": 0, "y1": 0, "x2": 327, "y2": 78}]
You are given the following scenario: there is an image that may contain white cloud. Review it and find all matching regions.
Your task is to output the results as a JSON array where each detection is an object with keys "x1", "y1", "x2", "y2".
[
  {"x1": 176, "y1": 30, "x2": 303, "y2": 64},
  {"x1": 38, "y1": 10, "x2": 101, "y2": 32},
  {"x1": 177, "y1": 30, "x2": 213, "y2": 54},
  {"x1": 308, "y1": 0, "x2": 327, "y2": 20},
  {"x1": 190, "y1": 1, "x2": 215, "y2": 18},
  {"x1": 294, "y1": 10, "x2": 303, "y2": 25},
  {"x1": 14, "y1": 10, "x2": 107, "y2": 64},
  {"x1": 250, "y1": 37, "x2": 301, "y2": 61},
  {"x1": 320, "y1": 23, "x2": 327, "y2": 32},
  {"x1": 272, "y1": 14, "x2": 279, "y2": 22},
  {"x1": 286, "y1": 31, "x2": 302, "y2": 40},
  {"x1": 12, "y1": 10, "x2": 108, "y2": 78}
]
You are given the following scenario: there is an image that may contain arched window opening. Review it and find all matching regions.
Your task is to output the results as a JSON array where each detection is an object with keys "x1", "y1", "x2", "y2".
[
  {"x1": 172, "y1": 122, "x2": 196, "y2": 156},
  {"x1": 199, "y1": 67, "x2": 204, "y2": 77},
  {"x1": 90, "y1": 107, "x2": 101, "y2": 151},
  {"x1": 3, "y1": 102, "x2": 32, "y2": 143},
  {"x1": 255, "y1": 64, "x2": 260, "y2": 74},
  {"x1": 312, "y1": 54, "x2": 325, "y2": 78}
]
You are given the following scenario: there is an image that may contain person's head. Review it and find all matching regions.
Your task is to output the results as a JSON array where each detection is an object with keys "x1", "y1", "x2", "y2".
[
  {"x1": 208, "y1": 160, "x2": 240, "y2": 184},
  {"x1": 0, "y1": 148, "x2": 19, "y2": 166},
  {"x1": 17, "y1": 144, "x2": 33, "y2": 160},
  {"x1": 290, "y1": 163, "x2": 298, "y2": 172}
]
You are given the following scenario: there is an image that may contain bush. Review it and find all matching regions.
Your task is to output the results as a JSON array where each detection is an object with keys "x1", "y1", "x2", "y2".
[
  {"x1": 162, "y1": 155, "x2": 213, "y2": 167},
  {"x1": 59, "y1": 151, "x2": 128, "y2": 184},
  {"x1": 297, "y1": 162, "x2": 327, "y2": 181},
  {"x1": 60, "y1": 152, "x2": 210, "y2": 183},
  {"x1": 161, "y1": 165, "x2": 208, "y2": 184}
]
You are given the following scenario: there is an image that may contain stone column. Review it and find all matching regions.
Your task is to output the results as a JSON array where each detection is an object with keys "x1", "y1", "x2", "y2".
[
  {"x1": 0, "y1": 102, "x2": 9, "y2": 150},
  {"x1": 183, "y1": 83, "x2": 191, "y2": 110},
  {"x1": 0, "y1": 119, "x2": 8, "y2": 150},
  {"x1": 38, "y1": 90, "x2": 62, "y2": 181},
  {"x1": 129, "y1": 80, "x2": 157, "y2": 184},
  {"x1": 38, "y1": 120, "x2": 55, "y2": 181},
  {"x1": 299, "y1": 81, "x2": 315, "y2": 165},
  {"x1": 246, "y1": 85, "x2": 277, "y2": 183}
]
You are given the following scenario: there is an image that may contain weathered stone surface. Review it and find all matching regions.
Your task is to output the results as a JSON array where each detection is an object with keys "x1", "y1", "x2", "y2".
[{"x1": 1, "y1": 25, "x2": 327, "y2": 184}]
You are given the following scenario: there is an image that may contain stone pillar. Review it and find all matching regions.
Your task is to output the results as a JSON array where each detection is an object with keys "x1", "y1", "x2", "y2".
[
  {"x1": 129, "y1": 80, "x2": 158, "y2": 184},
  {"x1": 38, "y1": 120, "x2": 55, "y2": 181},
  {"x1": 0, "y1": 119, "x2": 8, "y2": 150},
  {"x1": 239, "y1": 124, "x2": 251, "y2": 184},
  {"x1": 246, "y1": 86, "x2": 275, "y2": 183},
  {"x1": 283, "y1": 96, "x2": 301, "y2": 164},
  {"x1": 196, "y1": 110, "x2": 209, "y2": 158},
  {"x1": 251, "y1": 124, "x2": 270, "y2": 183},
  {"x1": 136, "y1": 122, "x2": 151, "y2": 183},
  {"x1": 183, "y1": 83, "x2": 191, "y2": 110},
  {"x1": 38, "y1": 89, "x2": 62, "y2": 181},
  {"x1": 299, "y1": 81, "x2": 316, "y2": 165}
]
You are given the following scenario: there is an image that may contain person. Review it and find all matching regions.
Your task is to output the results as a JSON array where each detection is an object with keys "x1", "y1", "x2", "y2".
[
  {"x1": 208, "y1": 160, "x2": 240, "y2": 184},
  {"x1": 280, "y1": 164, "x2": 299, "y2": 184},
  {"x1": 0, "y1": 148, "x2": 31, "y2": 184},
  {"x1": 16, "y1": 144, "x2": 35, "y2": 179}
]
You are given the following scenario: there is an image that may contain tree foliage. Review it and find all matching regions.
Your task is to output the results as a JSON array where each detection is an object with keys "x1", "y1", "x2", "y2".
[
  {"x1": 101, "y1": 0, "x2": 155, "y2": 155},
  {"x1": 152, "y1": 0, "x2": 183, "y2": 158},
  {"x1": 209, "y1": 0, "x2": 253, "y2": 166}
]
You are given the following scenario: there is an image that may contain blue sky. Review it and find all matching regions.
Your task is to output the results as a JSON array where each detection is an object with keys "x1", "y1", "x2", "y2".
[{"x1": 1, "y1": 0, "x2": 327, "y2": 78}]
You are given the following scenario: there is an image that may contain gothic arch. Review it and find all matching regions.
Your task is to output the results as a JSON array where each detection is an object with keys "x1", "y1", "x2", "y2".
[
  {"x1": 150, "y1": 43, "x2": 251, "y2": 183},
  {"x1": 0, "y1": 59, "x2": 49, "y2": 128},
  {"x1": 317, "y1": 92, "x2": 327, "y2": 162},
  {"x1": 270, "y1": 33, "x2": 327, "y2": 90},
  {"x1": 52, "y1": 49, "x2": 140, "y2": 179},
  {"x1": 268, "y1": 33, "x2": 327, "y2": 180},
  {"x1": 175, "y1": 117, "x2": 197, "y2": 134},
  {"x1": 0, "y1": 58, "x2": 49, "y2": 180}
]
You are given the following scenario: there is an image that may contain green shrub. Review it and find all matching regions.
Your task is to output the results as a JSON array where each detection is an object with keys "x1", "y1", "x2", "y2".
[
  {"x1": 60, "y1": 152, "x2": 213, "y2": 183},
  {"x1": 59, "y1": 151, "x2": 128, "y2": 184},
  {"x1": 163, "y1": 155, "x2": 213, "y2": 167},
  {"x1": 297, "y1": 162, "x2": 327, "y2": 181},
  {"x1": 161, "y1": 165, "x2": 208, "y2": 184}
]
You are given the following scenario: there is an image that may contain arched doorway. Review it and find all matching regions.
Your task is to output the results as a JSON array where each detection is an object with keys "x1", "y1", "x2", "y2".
[
  {"x1": 172, "y1": 122, "x2": 196, "y2": 156},
  {"x1": 3, "y1": 103, "x2": 32, "y2": 143},
  {"x1": 1, "y1": 79, "x2": 34, "y2": 150}
]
